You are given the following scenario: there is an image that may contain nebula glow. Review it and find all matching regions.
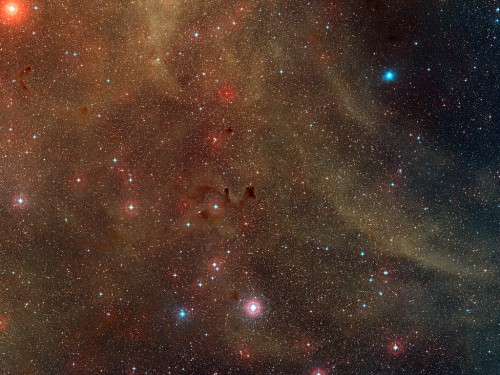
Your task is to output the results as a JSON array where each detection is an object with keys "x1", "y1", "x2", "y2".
[{"x1": 0, "y1": 0, "x2": 497, "y2": 373}]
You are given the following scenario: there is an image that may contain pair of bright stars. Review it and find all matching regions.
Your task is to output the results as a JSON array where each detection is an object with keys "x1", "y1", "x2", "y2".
[{"x1": 178, "y1": 301, "x2": 262, "y2": 319}]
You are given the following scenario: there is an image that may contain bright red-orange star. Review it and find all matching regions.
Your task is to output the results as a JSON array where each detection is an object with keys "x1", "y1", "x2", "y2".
[
  {"x1": 2, "y1": 1, "x2": 25, "y2": 23},
  {"x1": 4, "y1": 2, "x2": 18, "y2": 15}
]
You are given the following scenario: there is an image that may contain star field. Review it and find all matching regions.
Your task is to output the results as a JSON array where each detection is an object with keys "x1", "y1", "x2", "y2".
[{"x1": 0, "y1": 0, "x2": 499, "y2": 374}]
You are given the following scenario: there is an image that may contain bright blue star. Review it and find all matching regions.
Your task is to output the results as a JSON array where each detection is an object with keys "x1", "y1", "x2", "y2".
[
  {"x1": 178, "y1": 309, "x2": 186, "y2": 318},
  {"x1": 382, "y1": 70, "x2": 396, "y2": 82}
]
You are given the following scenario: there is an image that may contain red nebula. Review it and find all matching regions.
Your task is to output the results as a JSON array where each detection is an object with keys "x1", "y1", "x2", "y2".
[
  {"x1": 311, "y1": 369, "x2": 326, "y2": 375},
  {"x1": 387, "y1": 340, "x2": 404, "y2": 356},
  {"x1": 218, "y1": 85, "x2": 236, "y2": 103},
  {"x1": 0, "y1": 315, "x2": 9, "y2": 332}
]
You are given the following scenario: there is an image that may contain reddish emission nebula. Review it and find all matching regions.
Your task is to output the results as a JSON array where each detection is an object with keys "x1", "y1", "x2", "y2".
[{"x1": 0, "y1": 1, "x2": 498, "y2": 374}]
